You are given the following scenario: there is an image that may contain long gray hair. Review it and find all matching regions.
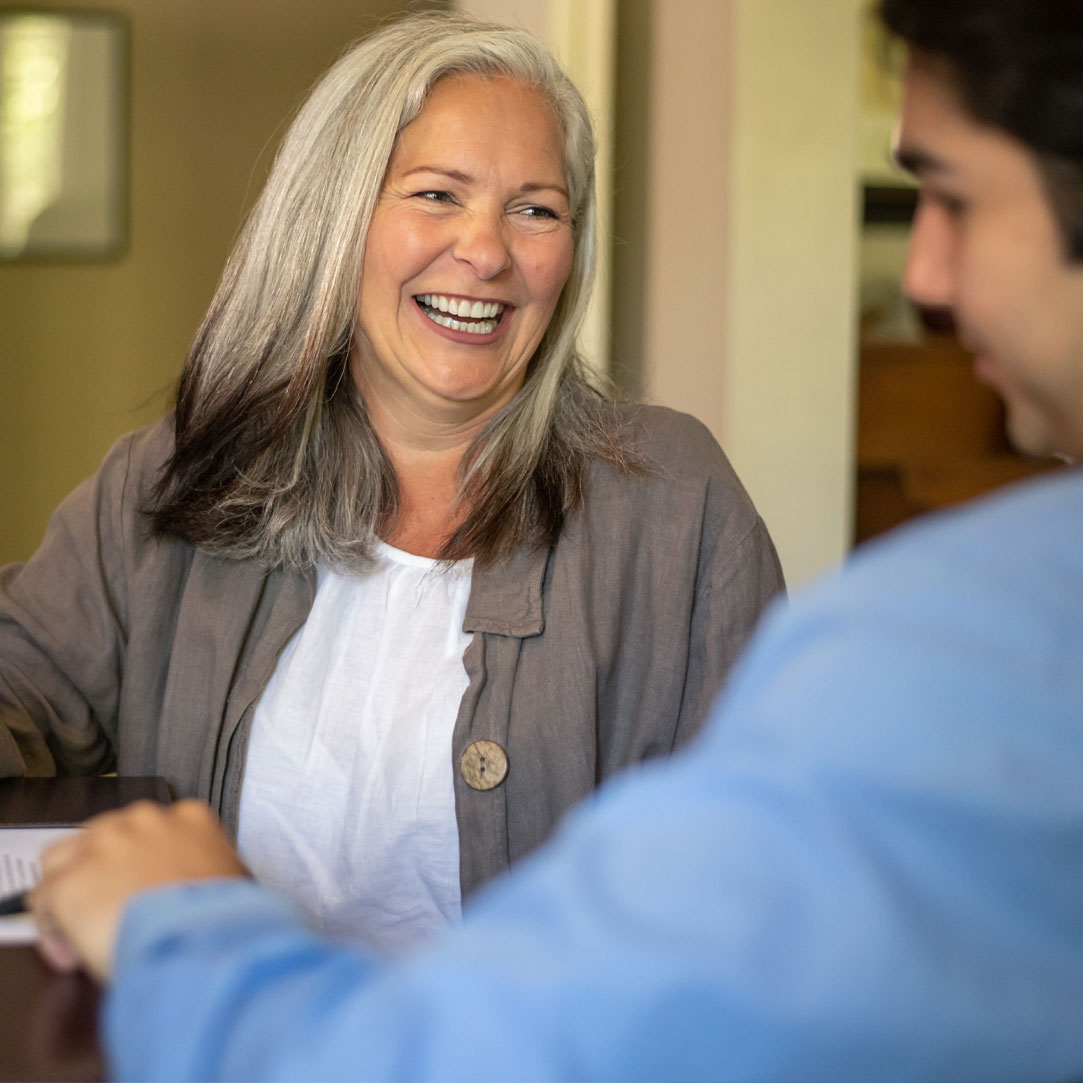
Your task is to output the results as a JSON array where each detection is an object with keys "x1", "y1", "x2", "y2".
[{"x1": 151, "y1": 10, "x2": 634, "y2": 568}]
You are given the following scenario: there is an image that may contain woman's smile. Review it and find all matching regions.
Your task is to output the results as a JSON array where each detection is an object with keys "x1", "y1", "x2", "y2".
[{"x1": 414, "y1": 293, "x2": 509, "y2": 337}]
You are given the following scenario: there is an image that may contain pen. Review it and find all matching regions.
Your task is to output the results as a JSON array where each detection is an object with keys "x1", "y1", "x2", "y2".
[{"x1": 0, "y1": 890, "x2": 29, "y2": 917}]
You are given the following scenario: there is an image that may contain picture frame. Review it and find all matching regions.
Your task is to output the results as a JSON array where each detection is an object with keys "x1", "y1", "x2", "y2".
[{"x1": 0, "y1": 9, "x2": 128, "y2": 262}]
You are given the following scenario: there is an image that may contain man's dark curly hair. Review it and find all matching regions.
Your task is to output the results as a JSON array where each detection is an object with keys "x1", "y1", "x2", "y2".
[{"x1": 879, "y1": 0, "x2": 1083, "y2": 258}]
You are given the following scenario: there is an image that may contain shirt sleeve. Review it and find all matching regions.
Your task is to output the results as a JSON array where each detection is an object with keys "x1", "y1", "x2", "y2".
[{"x1": 104, "y1": 526, "x2": 1083, "y2": 1081}]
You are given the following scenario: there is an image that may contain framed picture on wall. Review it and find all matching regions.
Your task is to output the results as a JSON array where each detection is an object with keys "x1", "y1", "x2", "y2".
[{"x1": 0, "y1": 10, "x2": 128, "y2": 262}]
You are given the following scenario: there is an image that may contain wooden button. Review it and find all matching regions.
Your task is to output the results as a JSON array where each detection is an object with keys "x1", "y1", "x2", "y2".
[{"x1": 460, "y1": 740, "x2": 508, "y2": 791}]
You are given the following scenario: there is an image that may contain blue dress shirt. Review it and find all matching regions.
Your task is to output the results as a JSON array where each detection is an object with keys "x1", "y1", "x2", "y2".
[{"x1": 106, "y1": 468, "x2": 1083, "y2": 1081}]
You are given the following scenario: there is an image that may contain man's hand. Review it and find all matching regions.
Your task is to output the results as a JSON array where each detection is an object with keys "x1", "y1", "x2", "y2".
[{"x1": 30, "y1": 799, "x2": 248, "y2": 982}]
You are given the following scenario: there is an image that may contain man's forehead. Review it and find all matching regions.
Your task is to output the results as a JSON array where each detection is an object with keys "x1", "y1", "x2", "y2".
[{"x1": 892, "y1": 54, "x2": 992, "y2": 177}]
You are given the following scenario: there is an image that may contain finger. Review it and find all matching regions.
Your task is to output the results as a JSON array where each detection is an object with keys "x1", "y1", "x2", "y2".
[
  {"x1": 39, "y1": 804, "x2": 138, "y2": 877},
  {"x1": 172, "y1": 798, "x2": 222, "y2": 827},
  {"x1": 35, "y1": 919, "x2": 82, "y2": 973},
  {"x1": 82, "y1": 800, "x2": 165, "y2": 840},
  {"x1": 27, "y1": 892, "x2": 82, "y2": 974},
  {"x1": 38, "y1": 831, "x2": 85, "y2": 875}
]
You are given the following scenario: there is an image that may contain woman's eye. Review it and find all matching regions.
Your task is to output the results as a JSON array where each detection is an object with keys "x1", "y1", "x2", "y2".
[
  {"x1": 414, "y1": 190, "x2": 454, "y2": 203},
  {"x1": 519, "y1": 205, "x2": 559, "y2": 220}
]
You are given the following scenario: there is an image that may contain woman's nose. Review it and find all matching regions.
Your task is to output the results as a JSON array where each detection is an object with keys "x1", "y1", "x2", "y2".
[
  {"x1": 453, "y1": 212, "x2": 512, "y2": 280},
  {"x1": 902, "y1": 199, "x2": 958, "y2": 311}
]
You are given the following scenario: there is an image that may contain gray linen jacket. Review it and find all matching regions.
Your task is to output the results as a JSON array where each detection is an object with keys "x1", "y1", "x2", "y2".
[{"x1": 0, "y1": 404, "x2": 782, "y2": 897}]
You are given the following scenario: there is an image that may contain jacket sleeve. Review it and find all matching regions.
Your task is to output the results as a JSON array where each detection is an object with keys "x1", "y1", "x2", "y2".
[
  {"x1": 676, "y1": 508, "x2": 784, "y2": 748},
  {"x1": 0, "y1": 432, "x2": 140, "y2": 776}
]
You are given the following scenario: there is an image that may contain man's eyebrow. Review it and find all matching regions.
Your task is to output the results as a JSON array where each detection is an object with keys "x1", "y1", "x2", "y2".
[
  {"x1": 400, "y1": 166, "x2": 568, "y2": 200},
  {"x1": 893, "y1": 144, "x2": 952, "y2": 177}
]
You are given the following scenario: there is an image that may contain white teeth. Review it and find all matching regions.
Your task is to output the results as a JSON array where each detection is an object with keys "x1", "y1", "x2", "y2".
[
  {"x1": 417, "y1": 294, "x2": 504, "y2": 320},
  {"x1": 423, "y1": 309, "x2": 499, "y2": 334}
]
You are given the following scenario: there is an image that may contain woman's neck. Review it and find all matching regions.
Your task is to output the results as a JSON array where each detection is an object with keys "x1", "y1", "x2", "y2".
[{"x1": 362, "y1": 393, "x2": 483, "y2": 559}]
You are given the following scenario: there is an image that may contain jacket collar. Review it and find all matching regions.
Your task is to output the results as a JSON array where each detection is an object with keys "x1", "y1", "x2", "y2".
[{"x1": 464, "y1": 541, "x2": 549, "y2": 638}]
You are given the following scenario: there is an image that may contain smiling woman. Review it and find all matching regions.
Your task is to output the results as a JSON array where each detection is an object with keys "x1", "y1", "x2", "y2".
[{"x1": 0, "y1": 12, "x2": 783, "y2": 954}]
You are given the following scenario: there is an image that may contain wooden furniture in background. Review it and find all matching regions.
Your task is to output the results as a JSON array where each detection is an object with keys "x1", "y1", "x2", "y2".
[{"x1": 854, "y1": 335, "x2": 1064, "y2": 544}]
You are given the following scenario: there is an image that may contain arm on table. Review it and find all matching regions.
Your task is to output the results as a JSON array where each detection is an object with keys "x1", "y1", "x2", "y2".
[{"x1": 31, "y1": 538, "x2": 1083, "y2": 1080}]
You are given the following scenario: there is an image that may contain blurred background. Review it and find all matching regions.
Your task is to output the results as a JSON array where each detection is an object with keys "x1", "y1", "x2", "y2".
[{"x1": 0, "y1": 0, "x2": 1060, "y2": 586}]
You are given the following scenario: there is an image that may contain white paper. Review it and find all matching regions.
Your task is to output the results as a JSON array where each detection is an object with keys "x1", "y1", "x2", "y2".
[{"x1": 0, "y1": 827, "x2": 82, "y2": 944}]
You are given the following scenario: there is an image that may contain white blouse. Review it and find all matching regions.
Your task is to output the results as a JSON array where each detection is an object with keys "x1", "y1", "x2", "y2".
[{"x1": 237, "y1": 541, "x2": 473, "y2": 954}]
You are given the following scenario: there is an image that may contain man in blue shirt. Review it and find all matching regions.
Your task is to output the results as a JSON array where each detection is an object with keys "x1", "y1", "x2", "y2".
[{"x1": 29, "y1": 0, "x2": 1083, "y2": 1078}]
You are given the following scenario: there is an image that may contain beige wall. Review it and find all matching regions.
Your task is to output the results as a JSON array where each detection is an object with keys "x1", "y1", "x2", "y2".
[
  {"x1": 718, "y1": 0, "x2": 861, "y2": 587},
  {"x1": 619, "y1": 0, "x2": 861, "y2": 587},
  {"x1": 0, "y1": 0, "x2": 418, "y2": 563}
]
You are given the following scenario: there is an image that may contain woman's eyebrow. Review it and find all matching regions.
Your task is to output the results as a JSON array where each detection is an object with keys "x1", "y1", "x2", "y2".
[
  {"x1": 521, "y1": 181, "x2": 570, "y2": 200},
  {"x1": 400, "y1": 165, "x2": 568, "y2": 199},
  {"x1": 401, "y1": 165, "x2": 471, "y2": 183}
]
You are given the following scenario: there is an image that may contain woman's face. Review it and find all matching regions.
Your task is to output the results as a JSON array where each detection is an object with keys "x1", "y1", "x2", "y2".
[{"x1": 350, "y1": 73, "x2": 575, "y2": 428}]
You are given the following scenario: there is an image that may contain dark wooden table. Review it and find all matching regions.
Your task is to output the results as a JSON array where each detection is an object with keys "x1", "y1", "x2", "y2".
[
  {"x1": 0, "y1": 947, "x2": 103, "y2": 1082},
  {"x1": 0, "y1": 777, "x2": 172, "y2": 1081}
]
